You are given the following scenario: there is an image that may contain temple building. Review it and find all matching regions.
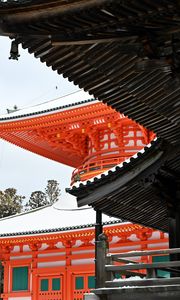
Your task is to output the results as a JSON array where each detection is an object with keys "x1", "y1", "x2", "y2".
[
  {"x1": 0, "y1": 92, "x2": 154, "y2": 185},
  {"x1": 0, "y1": 202, "x2": 168, "y2": 300},
  {"x1": 0, "y1": 1, "x2": 179, "y2": 299},
  {"x1": 0, "y1": 93, "x2": 164, "y2": 300}
]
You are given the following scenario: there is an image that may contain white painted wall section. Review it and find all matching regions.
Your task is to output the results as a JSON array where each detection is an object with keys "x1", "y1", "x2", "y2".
[{"x1": 9, "y1": 297, "x2": 31, "y2": 300}]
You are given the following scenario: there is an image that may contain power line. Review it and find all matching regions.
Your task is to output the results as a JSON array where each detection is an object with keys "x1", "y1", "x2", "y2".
[{"x1": 25, "y1": 89, "x2": 83, "y2": 109}]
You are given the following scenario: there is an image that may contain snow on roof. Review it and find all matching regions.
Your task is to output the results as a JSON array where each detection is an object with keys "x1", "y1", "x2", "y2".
[
  {"x1": 0, "y1": 90, "x2": 98, "y2": 121},
  {"x1": 0, "y1": 195, "x2": 120, "y2": 237}
]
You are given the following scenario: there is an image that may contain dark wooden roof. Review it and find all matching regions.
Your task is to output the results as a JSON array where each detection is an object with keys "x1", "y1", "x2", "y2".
[
  {"x1": 68, "y1": 138, "x2": 180, "y2": 232},
  {"x1": 0, "y1": 0, "x2": 180, "y2": 231},
  {"x1": 0, "y1": 0, "x2": 179, "y2": 144}
]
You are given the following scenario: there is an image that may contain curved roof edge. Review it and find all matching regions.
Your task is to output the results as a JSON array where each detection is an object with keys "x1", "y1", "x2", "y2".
[
  {"x1": 67, "y1": 137, "x2": 159, "y2": 195},
  {"x1": 0, "y1": 219, "x2": 122, "y2": 238},
  {"x1": 0, "y1": 91, "x2": 97, "y2": 122}
]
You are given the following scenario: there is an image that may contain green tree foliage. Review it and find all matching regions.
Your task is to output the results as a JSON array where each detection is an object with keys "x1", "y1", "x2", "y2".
[
  {"x1": 45, "y1": 180, "x2": 61, "y2": 204},
  {"x1": 26, "y1": 191, "x2": 47, "y2": 210},
  {"x1": 25, "y1": 180, "x2": 61, "y2": 210},
  {"x1": 0, "y1": 188, "x2": 24, "y2": 218}
]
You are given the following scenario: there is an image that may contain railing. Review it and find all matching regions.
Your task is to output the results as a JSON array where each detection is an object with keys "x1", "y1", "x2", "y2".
[
  {"x1": 71, "y1": 155, "x2": 130, "y2": 185},
  {"x1": 95, "y1": 234, "x2": 180, "y2": 290}
]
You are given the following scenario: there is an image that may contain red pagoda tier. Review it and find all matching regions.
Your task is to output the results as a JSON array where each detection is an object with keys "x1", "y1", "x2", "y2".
[{"x1": 0, "y1": 92, "x2": 155, "y2": 185}]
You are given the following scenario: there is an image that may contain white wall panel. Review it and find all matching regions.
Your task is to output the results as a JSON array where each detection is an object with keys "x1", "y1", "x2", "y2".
[{"x1": 9, "y1": 297, "x2": 31, "y2": 300}]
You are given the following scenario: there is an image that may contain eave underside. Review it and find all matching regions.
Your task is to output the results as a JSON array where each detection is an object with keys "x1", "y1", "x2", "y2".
[
  {"x1": 0, "y1": 0, "x2": 178, "y2": 145},
  {"x1": 0, "y1": 0, "x2": 180, "y2": 231},
  {"x1": 69, "y1": 139, "x2": 180, "y2": 232}
]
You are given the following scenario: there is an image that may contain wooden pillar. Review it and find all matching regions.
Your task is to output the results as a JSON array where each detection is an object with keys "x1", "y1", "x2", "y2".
[
  {"x1": 64, "y1": 240, "x2": 74, "y2": 300},
  {"x1": 169, "y1": 217, "x2": 177, "y2": 260},
  {"x1": 2, "y1": 261, "x2": 9, "y2": 300},
  {"x1": 95, "y1": 210, "x2": 103, "y2": 244},
  {"x1": 30, "y1": 244, "x2": 39, "y2": 300},
  {"x1": 175, "y1": 205, "x2": 180, "y2": 251},
  {"x1": 95, "y1": 210, "x2": 103, "y2": 289},
  {"x1": 96, "y1": 233, "x2": 109, "y2": 288},
  {"x1": 0, "y1": 261, "x2": 3, "y2": 300},
  {"x1": 168, "y1": 204, "x2": 180, "y2": 277}
]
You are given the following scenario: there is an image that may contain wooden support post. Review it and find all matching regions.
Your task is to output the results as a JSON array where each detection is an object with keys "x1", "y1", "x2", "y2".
[
  {"x1": 95, "y1": 210, "x2": 102, "y2": 289},
  {"x1": 95, "y1": 210, "x2": 103, "y2": 246},
  {"x1": 175, "y1": 205, "x2": 180, "y2": 253},
  {"x1": 175, "y1": 205, "x2": 180, "y2": 276},
  {"x1": 3, "y1": 261, "x2": 9, "y2": 300},
  {"x1": 95, "y1": 210, "x2": 102, "y2": 287},
  {"x1": 64, "y1": 240, "x2": 75, "y2": 300},
  {"x1": 168, "y1": 217, "x2": 177, "y2": 277},
  {"x1": 168, "y1": 217, "x2": 177, "y2": 255},
  {"x1": 0, "y1": 261, "x2": 3, "y2": 300},
  {"x1": 105, "y1": 255, "x2": 113, "y2": 282},
  {"x1": 168, "y1": 203, "x2": 180, "y2": 277},
  {"x1": 146, "y1": 268, "x2": 156, "y2": 279},
  {"x1": 96, "y1": 233, "x2": 109, "y2": 289},
  {"x1": 30, "y1": 245, "x2": 38, "y2": 300}
]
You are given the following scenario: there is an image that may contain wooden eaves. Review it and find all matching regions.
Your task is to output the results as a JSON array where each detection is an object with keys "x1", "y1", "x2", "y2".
[{"x1": 0, "y1": 0, "x2": 180, "y2": 231}]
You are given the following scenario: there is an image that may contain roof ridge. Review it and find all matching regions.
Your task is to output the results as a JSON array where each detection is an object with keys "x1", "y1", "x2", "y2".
[
  {"x1": 0, "y1": 204, "x2": 51, "y2": 221},
  {"x1": 0, "y1": 219, "x2": 122, "y2": 237},
  {"x1": 0, "y1": 97, "x2": 97, "y2": 121}
]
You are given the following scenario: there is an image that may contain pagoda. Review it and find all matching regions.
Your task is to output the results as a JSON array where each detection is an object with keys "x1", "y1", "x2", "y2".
[
  {"x1": 0, "y1": 92, "x2": 154, "y2": 185},
  {"x1": 0, "y1": 1, "x2": 179, "y2": 299},
  {"x1": 0, "y1": 93, "x2": 161, "y2": 300}
]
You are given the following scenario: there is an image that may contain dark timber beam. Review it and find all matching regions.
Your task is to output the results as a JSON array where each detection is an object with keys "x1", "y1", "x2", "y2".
[
  {"x1": 78, "y1": 148, "x2": 164, "y2": 207},
  {"x1": 168, "y1": 196, "x2": 180, "y2": 276},
  {"x1": 95, "y1": 209, "x2": 102, "y2": 289},
  {"x1": 0, "y1": 0, "x2": 108, "y2": 20}
]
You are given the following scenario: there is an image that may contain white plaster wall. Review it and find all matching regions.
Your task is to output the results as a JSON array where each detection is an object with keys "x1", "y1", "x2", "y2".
[
  {"x1": 9, "y1": 297, "x2": 31, "y2": 300},
  {"x1": 11, "y1": 246, "x2": 20, "y2": 253},
  {"x1": 10, "y1": 255, "x2": 32, "y2": 260},
  {"x1": 38, "y1": 252, "x2": 65, "y2": 257},
  {"x1": 112, "y1": 245, "x2": 141, "y2": 251},
  {"x1": 71, "y1": 258, "x2": 94, "y2": 265},
  {"x1": 73, "y1": 249, "x2": 94, "y2": 254},
  {"x1": 23, "y1": 245, "x2": 31, "y2": 252},
  {"x1": 38, "y1": 261, "x2": 65, "y2": 267},
  {"x1": 148, "y1": 242, "x2": 169, "y2": 249}
]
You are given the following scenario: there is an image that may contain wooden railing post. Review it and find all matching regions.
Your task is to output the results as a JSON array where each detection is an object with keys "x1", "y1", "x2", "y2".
[
  {"x1": 96, "y1": 233, "x2": 109, "y2": 288},
  {"x1": 105, "y1": 254, "x2": 113, "y2": 282},
  {"x1": 146, "y1": 268, "x2": 156, "y2": 279},
  {"x1": 95, "y1": 210, "x2": 103, "y2": 289}
]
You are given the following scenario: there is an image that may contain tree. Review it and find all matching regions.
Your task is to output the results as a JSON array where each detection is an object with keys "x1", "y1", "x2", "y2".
[
  {"x1": 45, "y1": 180, "x2": 61, "y2": 204},
  {"x1": 25, "y1": 191, "x2": 47, "y2": 210},
  {"x1": 0, "y1": 188, "x2": 24, "y2": 218},
  {"x1": 25, "y1": 179, "x2": 61, "y2": 211}
]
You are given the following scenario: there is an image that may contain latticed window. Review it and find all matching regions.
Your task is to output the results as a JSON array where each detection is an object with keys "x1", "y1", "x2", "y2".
[
  {"x1": 52, "y1": 278, "x2": 61, "y2": 290},
  {"x1": 12, "y1": 266, "x2": 28, "y2": 291},
  {"x1": 73, "y1": 273, "x2": 96, "y2": 300},
  {"x1": 75, "y1": 276, "x2": 84, "y2": 289},
  {"x1": 40, "y1": 279, "x2": 49, "y2": 291},
  {"x1": 39, "y1": 276, "x2": 62, "y2": 300},
  {"x1": 88, "y1": 276, "x2": 95, "y2": 289}
]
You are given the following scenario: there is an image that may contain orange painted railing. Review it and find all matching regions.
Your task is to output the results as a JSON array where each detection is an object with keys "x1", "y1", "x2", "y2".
[{"x1": 71, "y1": 153, "x2": 136, "y2": 185}]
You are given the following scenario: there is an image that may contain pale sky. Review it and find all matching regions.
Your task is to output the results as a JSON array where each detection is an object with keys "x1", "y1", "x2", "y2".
[{"x1": 0, "y1": 36, "x2": 90, "y2": 204}]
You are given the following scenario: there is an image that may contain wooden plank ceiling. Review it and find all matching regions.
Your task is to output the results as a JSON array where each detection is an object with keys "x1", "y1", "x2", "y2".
[{"x1": 0, "y1": 0, "x2": 180, "y2": 231}]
